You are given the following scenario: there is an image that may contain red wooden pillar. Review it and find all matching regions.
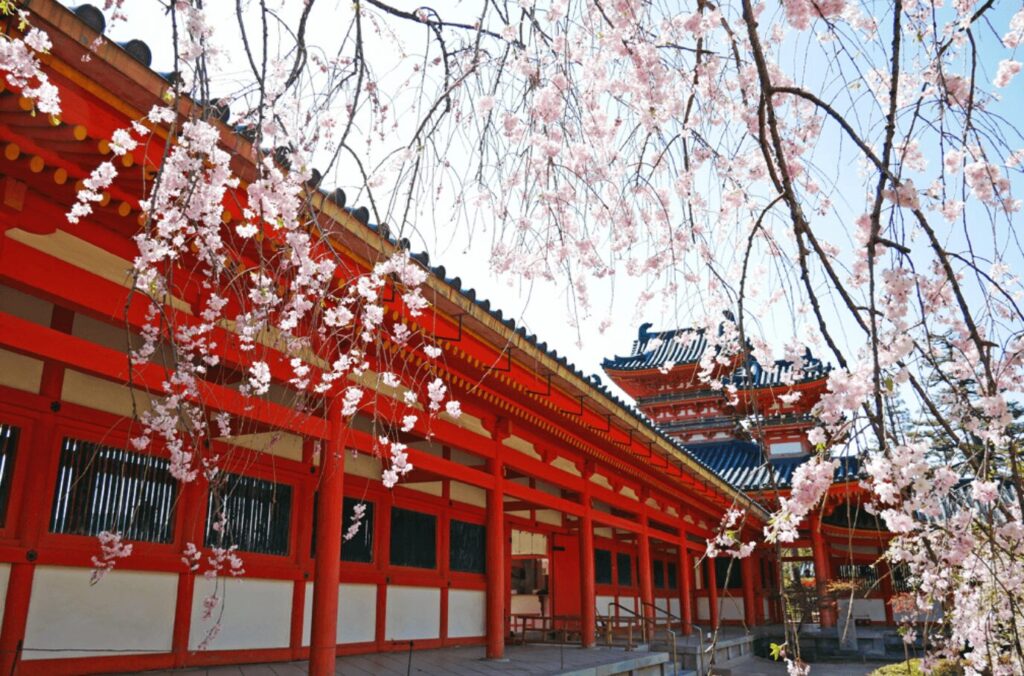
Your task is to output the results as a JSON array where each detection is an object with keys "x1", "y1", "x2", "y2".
[
  {"x1": 0, "y1": 306, "x2": 73, "y2": 676},
  {"x1": 677, "y1": 541, "x2": 693, "y2": 635},
  {"x1": 579, "y1": 482, "x2": 596, "y2": 648},
  {"x1": 485, "y1": 448, "x2": 505, "y2": 659},
  {"x1": 810, "y1": 516, "x2": 835, "y2": 628},
  {"x1": 879, "y1": 559, "x2": 896, "y2": 626},
  {"x1": 741, "y1": 553, "x2": 757, "y2": 626},
  {"x1": 291, "y1": 439, "x2": 317, "y2": 658},
  {"x1": 707, "y1": 557, "x2": 720, "y2": 629},
  {"x1": 309, "y1": 399, "x2": 346, "y2": 675},
  {"x1": 637, "y1": 527, "x2": 654, "y2": 638}
]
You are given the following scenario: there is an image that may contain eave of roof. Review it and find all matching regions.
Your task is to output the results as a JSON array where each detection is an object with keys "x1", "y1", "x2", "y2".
[{"x1": 31, "y1": 0, "x2": 768, "y2": 519}]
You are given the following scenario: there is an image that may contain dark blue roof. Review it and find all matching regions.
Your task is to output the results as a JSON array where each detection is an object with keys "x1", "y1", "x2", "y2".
[
  {"x1": 723, "y1": 353, "x2": 831, "y2": 390},
  {"x1": 684, "y1": 440, "x2": 860, "y2": 491},
  {"x1": 603, "y1": 323, "x2": 830, "y2": 389},
  {"x1": 603, "y1": 323, "x2": 708, "y2": 371}
]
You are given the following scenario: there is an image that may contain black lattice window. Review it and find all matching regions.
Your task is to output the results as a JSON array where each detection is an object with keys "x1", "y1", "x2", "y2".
[
  {"x1": 311, "y1": 495, "x2": 375, "y2": 563},
  {"x1": 595, "y1": 548, "x2": 612, "y2": 584},
  {"x1": 389, "y1": 506, "x2": 436, "y2": 569},
  {"x1": 837, "y1": 563, "x2": 878, "y2": 584},
  {"x1": 715, "y1": 557, "x2": 743, "y2": 589},
  {"x1": 617, "y1": 552, "x2": 632, "y2": 586},
  {"x1": 0, "y1": 424, "x2": 18, "y2": 527},
  {"x1": 50, "y1": 437, "x2": 177, "y2": 542},
  {"x1": 449, "y1": 520, "x2": 486, "y2": 573},
  {"x1": 667, "y1": 562, "x2": 678, "y2": 589},
  {"x1": 206, "y1": 472, "x2": 292, "y2": 556}
]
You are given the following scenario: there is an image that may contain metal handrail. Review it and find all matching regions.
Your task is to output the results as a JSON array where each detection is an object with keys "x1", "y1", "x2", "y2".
[
  {"x1": 638, "y1": 601, "x2": 680, "y2": 675},
  {"x1": 604, "y1": 601, "x2": 649, "y2": 649}
]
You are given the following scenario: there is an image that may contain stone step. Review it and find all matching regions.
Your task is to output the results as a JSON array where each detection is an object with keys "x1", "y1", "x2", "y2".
[{"x1": 705, "y1": 652, "x2": 756, "y2": 676}]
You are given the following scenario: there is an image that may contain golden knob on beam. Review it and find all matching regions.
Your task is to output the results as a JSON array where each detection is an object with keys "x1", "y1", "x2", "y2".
[
  {"x1": 99, "y1": 192, "x2": 111, "y2": 207},
  {"x1": 17, "y1": 97, "x2": 33, "y2": 112},
  {"x1": 72, "y1": 125, "x2": 88, "y2": 142},
  {"x1": 53, "y1": 167, "x2": 68, "y2": 185},
  {"x1": 221, "y1": 210, "x2": 232, "y2": 223},
  {"x1": 97, "y1": 139, "x2": 111, "y2": 154},
  {"x1": 117, "y1": 201, "x2": 132, "y2": 218},
  {"x1": 29, "y1": 155, "x2": 45, "y2": 173},
  {"x1": 121, "y1": 153, "x2": 134, "y2": 168},
  {"x1": 4, "y1": 143, "x2": 20, "y2": 161}
]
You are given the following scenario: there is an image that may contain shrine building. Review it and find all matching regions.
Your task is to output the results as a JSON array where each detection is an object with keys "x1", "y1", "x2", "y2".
[
  {"x1": 0, "y1": 3, "x2": 783, "y2": 674},
  {"x1": 603, "y1": 324, "x2": 906, "y2": 632}
]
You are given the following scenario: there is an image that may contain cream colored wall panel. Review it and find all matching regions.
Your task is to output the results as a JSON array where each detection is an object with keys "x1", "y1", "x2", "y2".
[
  {"x1": 0, "y1": 564, "x2": 10, "y2": 631},
  {"x1": 7, "y1": 229, "x2": 191, "y2": 314},
  {"x1": 220, "y1": 431, "x2": 303, "y2": 461},
  {"x1": 409, "y1": 439, "x2": 444, "y2": 456},
  {"x1": 718, "y1": 597, "x2": 744, "y2": 621},
  {"x1": 0, "y1": 348, "x2": 42, "y2": 394},
  {"x1": 594, "y1": 526, "x2": 613, "y2": 538},
  {"x1": 669, "y1": 598, "x2": 680, "y2": 618},
  {"x1": 764, "y1": 598, "x2": 770, "y2": 619},
  {"x1": 24, "y1": 567, "x2": 175, "y2": 660},
  {"x1": 534, "y1": 509, "x2": 562, "y2": 527},
  {"x1": 447, "y1": 589, "x2": 485, "y2": 639},
  {"x1": 450, "y1": 481, "x2": 486, "y2": 508},
  {"x1": 346, "y1": 452, "x2": 382, "y2": 480},
  {"x1": 511, "y1": 594, "x2": 542, "y2": 615},
  {"x1": 302, "y1": 582, "x2": 377, "y2": 645},
  {"x1": 620, "y1": 486, "x2": 639, "y2": 501},
  {"x1": 385, "y1": 586, "x2": 440, "y2": 640},
  {"x1": 0, "y1": 284, "x2": 53, "y2": 325},
  {"x1": 449, "y1": 448, "x2": 481, "y2": 466},
  {"x1": 551, "y1": 456, "x2": 581, "y2": 477},
  {"x1": 503, "y1": 435, "x2": 541, "y2": 460},
  {"x1": 190, "y1": 577, "x2": 291, "y2": 651},
  {"x1": 590, "y1": 474, "x2": 613, "y2": 491},
  {"x1": 72, "y1": 313, "x2": 131, "y2": 352},
  {"x1": 61, "y1": 369, "x2": 151, "y2": 418},
  {"x1": 405, "y1": 481, "x2": 443, "y2": 497},
  {"x1": 511, "y1": 530, "x2": 547, "y2": 556},
  {"x1": 535, "y1": 480, "x2": 560, "y2": 497}
]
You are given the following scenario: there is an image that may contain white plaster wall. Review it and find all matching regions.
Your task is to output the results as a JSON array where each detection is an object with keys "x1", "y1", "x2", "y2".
[
  {"x1": 696, "y1": 597, "x2": 710, "y2": 622},
  {"x1": 669, "y1": 598, "x2": 680, "y2": 618},
  {"x1": 189, "y1": 577, "x2": 291, "y2": 651},
  {"x1": 655, "y1": 597, "x2": 670, "y2": 613},
  {"x1": 596, "y1": 595, "x2": 617, "y2": 617},
  {"x1": 447, "y1": 589, "x2": 485, "y2": 638},
  {"x1": 719, "y1": 597, "x2": 745, "y2": 622},
  {"x1": 302, "y1": 582, "x2": 377, "y2": 645},
  {"x1": 838, "y1": 598, "x2": 887, "y2": 623},
  {"x1": 616, "y1": 595, "x2": 636, "y2": 613},
  {"x1": 24, "y1": 566, "x2": 175, "y2": 660},
  {"x1": 385, "y1": 586, "x2": 440, "y2": 640}
]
